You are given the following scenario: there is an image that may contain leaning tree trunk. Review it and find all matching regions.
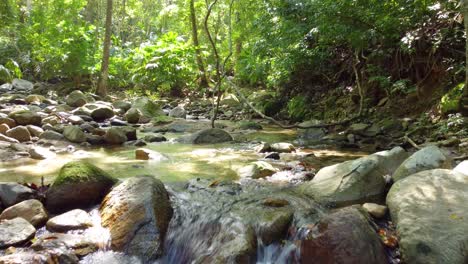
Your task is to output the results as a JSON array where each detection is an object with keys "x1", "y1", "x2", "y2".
[
  {"x1": 97, "y1": 0, "x2": 113, "y2": 98},
  {"x1": 190, "y1": 0, "x2": 209, "y2": 88},
  {"x1": 462, "y1": 0, "x2": 468, "y2": 115}
]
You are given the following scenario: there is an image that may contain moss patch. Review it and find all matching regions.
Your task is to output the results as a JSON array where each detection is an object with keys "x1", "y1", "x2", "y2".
[{"x1": 53, "y1": 161, "x2": 117, "y2": 187}]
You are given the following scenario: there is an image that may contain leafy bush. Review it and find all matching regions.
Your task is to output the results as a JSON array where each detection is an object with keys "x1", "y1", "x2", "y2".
[
  {"x1": 439, "y1": 83, "x2": 464, "y2": 114},
  {"x1": 287, "y1": 95, "x2": 310, "y2": 121}
]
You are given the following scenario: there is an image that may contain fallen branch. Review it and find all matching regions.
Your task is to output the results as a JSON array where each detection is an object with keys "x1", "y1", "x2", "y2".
[
  {"x1": 226, "y1": 77, "x2": 358, "y2": 129},
  {"x1": 404, "y1": 135, "x2": 421, "y2": 150}
]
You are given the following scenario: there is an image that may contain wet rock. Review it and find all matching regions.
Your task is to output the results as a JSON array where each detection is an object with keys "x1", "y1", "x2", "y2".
[
  {"x1": 362, "y1": 203, "x2": 387, "y2": 218},
  {"x1": 6, "y1": 126, "x2": 31, "y2": 142},
  {"x1": 300, "y1": 206, "x2": 387, "y2": 264},
  {"x1": 12, "y1": 79, "x2": 33, "y2": 92},
  {"x1": 63, "y1": 125, "x2": 86, "y2": 143},
  {"x1": 0, "y1": 133, "x2": 20, "y2": 143},
  {"x1": 454, "y1": 160, "x2": 468, "y2": 175},
  {"x1": 0, "y1": 199, "x2": 48, "y2": 227},
  {"x1": 46, "y1": 161, "x2": 118, "y2": 213},
  {"x1": 124, "y1": 139, "x2": 147, "y2": 147},
  {"x1": 25, "y1": 94, "x2": 45, "y2": 104},
  {"x1": 0, "y1": 117, "x2": 16, "y2": 128},
  {"x1": 100, "y1": 176, "x2": 173, "y2": 262},
  {"x1": 250, "y1": 207, "x2": 293, "y2": 245},
  {"x1": 67, "y1": 115, "x2": 84, "y2": 125},
  {"x1": 0, "y1": 183, "x2": 36, "y2": 207},
  {"x1": 113, "y1": 100, "x2": 132, "y2": 112},
  {"x1": 178, "y1": 128, "x2": 233, "y2": 144},
  {"x1": 26, "y1": 125, "x2": 44, "y2": 137},
  {"x1": 143, "y1": 134, "x2": 167, "y2": 143},
  {"x1": 39, "y1": 130, "x2": 65, "y2": 141},
  {"x1": 120, "y1": 126, "x2": 137, "y2": 141},
  {"x1": 32, "y1": 233, "x2": 99, "y2": 257},
  {"x1": 46, "y1": 209, "x2": 93, "y2": 232},
  {"x1": 125, "y1": 108, "x2": 141, "y2": 124},
  {"x1": 0, "y1": 218, "x2": 36, "y2": 248},
  {"x1": 0, "y1": 249, "x2": 79, "y2": 264},
  {"x1": 135, "y1": 148, "x2": 168, "y2": 161},
  {"x1": 86, "y1": 134, "x2": 105, "y2": 145},
  {"x1": 298, "y1": 127, "x2": 326, "y2": 142},
  {"x1": 270, "y1": 142, "x2": 295, "y2": 153},
  {"x1": 238, "y1": 161, "x2": 277, "y2": 179},
  {"x1": 393, "y1": 145, "x2": 451, "y2": 182},
  {"x1": 169, "y1": 106, "x2": 186, "y2": 119},
  {"x1": 387, "y1": 169, "x2": 468, "y2": 264},
  {"x1": 348, "y1": 123, "x2": 369, "y2": 135},
  {"x1": 104, "y1": 127, "x2": 128, "y2": 145},
  {"x1": 90, "y1": 104, "x2": 114, "y2": 122},
  {"x1": 298, "y1": 147, "x2": 407, "y2": 206},
  {"x1": 42, "y1": 115, "x2": 60, "y2": 126},
  {"x1": 9, "y1": 110, "x2": 42, "y2": 126},
  {"x1": 265, "y1": 152, "x2": 280, "y2": 160},
  {"x1": 29, "y1": 146, "x2": 55, "y2": 160},
  {"x1": 66, "y1": 90, "x2": 87, "y2": 107},
  {"x1": 133, "y1": 97, "x2": 165, "y2": 118}
]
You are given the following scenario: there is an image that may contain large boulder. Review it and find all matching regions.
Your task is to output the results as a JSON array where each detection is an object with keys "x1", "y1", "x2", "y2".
[
  {"x1": 100, "y1": 176, "x2": 173, "y2": 262},
  {"x1": 387, "y1": 169, "x2": 468, "y2": 264},
  {"x1": 298, "y1": 147, "x2": 407, "y2": 206},
  {"x1": 6, "y1": 126, "x2": 31, "y2": 142},
  {"x1": 46, "y1": 161, "x2": 118, "y2": 213},
  {"x1": 0, "y1": 183, "x2": 36, "y2": 208},
  {"x1": 90, "y1": 104, "x2": 114, "y2": 122},
  {"x1": 66, "y1": 90, "x2": 87, "y2": 107},
  {"x1": 133, "y1": 97, "x2": 165, "y2": 118},
  {"x1": 178, "y1": 128, "x2": 233, "y2": 144},
  {"x1": 9, "y1": 110, "x2": 42, "y2": 126},
  {"x1": 125, "y1": 108, "x2": 141, "y2": 124},
  {"x1": 63, "y1": 126, "x2": 86, "y2": 143},
  {"x1": 393, "y1": 145, "x2": 451, "y2": 182},
  {"x1": 12, "y1": 78, "x2": 33, "y2": 92},
  {"x1": 0, "y1": 199, "x2": 48, "y2": 227},
  {"x1": 0, "y1": 217, "x2": 36, "y2": 248},
  {"x1": 300, "y1": 206, "x2": 387, "y2": 264},
  {"x1": 104, "y1": 127, "x2": 128, "y2": 145}
]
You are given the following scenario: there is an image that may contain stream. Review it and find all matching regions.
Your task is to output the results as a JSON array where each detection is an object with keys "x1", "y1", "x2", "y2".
[{"x1": 0, "y1": 124, "x2": 369, "y2": 263}]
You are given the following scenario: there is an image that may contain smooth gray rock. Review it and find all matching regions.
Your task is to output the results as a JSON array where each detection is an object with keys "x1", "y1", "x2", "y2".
[
  {"x1": 387, "y1": 169, "x2": 468, "y2": 264},
  {"x1": 0, "y1": 199, "x2": 48, "y2": 227},
  {"x1": 0, "y1": 217, "x2": 36, "y2": 247},
  {"x1": 46, "y1": 209, "x2": 93, "y2": 232},
  {"x1": 393, "y1": 145, "x2": 451, "y2": 182},
  {"x1": 0, "y1": 183, "x2": 36, "y2": 207}
]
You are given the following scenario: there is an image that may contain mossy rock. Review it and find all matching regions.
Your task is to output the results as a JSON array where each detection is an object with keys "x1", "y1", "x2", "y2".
[
  {"x1": 46, "y1": 161, "x2": 118, "y2": 213},
  {"x1": 133, "y1": 97, "x2": 165, "y2": 118}
]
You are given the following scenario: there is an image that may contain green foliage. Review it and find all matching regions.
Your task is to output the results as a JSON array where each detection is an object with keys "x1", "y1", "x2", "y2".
[
  {"x1": 439, "y1": 83, "x2": 464, "y2": 114},
  {"x1": 287, "y1": 95, "x2": 310, "y2": 121},
  {"x1": 122, "y1": 32, "x2": 197, "y2": 95}
]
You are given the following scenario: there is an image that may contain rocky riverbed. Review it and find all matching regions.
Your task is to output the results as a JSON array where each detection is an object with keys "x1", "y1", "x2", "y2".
[{"x1": 0, "y1": 79, "x2": 467, "y2": 263}]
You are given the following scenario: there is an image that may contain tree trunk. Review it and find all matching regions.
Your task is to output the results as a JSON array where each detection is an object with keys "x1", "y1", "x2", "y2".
[
  {"x1": 190, "y1": 0, "x2": 208, "y2": 88},
  {"x1": 462, "y1": 0, "x2": 468, "y2": 115},
  {"x1": 97, "y1": 0, "x2": 113, "y2": 98}
]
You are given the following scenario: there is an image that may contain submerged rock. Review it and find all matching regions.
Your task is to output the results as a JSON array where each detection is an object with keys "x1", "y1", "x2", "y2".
[
  {"x1": 300, "y1": 206, "x2": 387, "y2": 264},
  {"x1": 177, "y1": 128, "x2": 233, "y2": 144},
  {"x1": 0, "y1": 217, "x2": 36, "y2": 248},
  {"x1": 387, "y1": 169, "x2": 468, "y2": 264},
  {"x1": 0, "y1": 199, "x2": 48, "y2": 227},
  {"x1": 0, "y1": 249, "x2": 79, "y2": 264},
  {"x1": 46, "y1": 161, "x2": 118, "y2": 213},
  {"x1": 393, "y1": 145, "x2": 451, "y2": 182},
  {"x1": 100, "y1": 176, "x2": 173, "y2": 262}
]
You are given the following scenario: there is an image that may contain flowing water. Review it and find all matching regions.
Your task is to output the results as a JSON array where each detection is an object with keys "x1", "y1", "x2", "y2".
[{"x1": 0, "y1": 125, "x2": 368, "y2": 263}]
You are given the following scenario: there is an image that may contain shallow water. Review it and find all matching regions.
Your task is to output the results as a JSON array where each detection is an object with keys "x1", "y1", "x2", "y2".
[{"x1": 0, "y1": 127, "x2": 366, "y2": 184}]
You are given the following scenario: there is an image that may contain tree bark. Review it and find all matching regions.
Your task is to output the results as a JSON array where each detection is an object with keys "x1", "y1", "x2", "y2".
[
  {"x1": 462, "y1": 0, "x2": 468, "y2": 115},
  {"x1": 97, "y1": 0, "x2": 113, "y2": 98},
  {"x1": 190, "y1": 0, "x2": 209, "y2": 88}
]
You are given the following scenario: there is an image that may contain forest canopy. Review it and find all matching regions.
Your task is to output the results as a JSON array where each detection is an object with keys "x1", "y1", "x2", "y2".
[{"x1": 0, "y1": 0, "x2": 465, "y2": 120}]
